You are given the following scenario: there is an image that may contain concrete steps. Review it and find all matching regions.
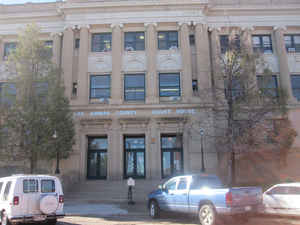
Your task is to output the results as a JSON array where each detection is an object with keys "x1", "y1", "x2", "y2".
[{"x1": 65, "y1": 179, "x2": 162, "y2": 204}]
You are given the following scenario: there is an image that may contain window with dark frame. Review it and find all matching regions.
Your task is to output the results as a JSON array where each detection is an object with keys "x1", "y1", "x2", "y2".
[
  {"x1": 0, "y1": 82, "x2": 16, "y2": 106},
  {"x1": 41, "y1": 180, "x2": 55, "y2": 193},
  {"x1": 220, "y1": 35, "x2": 229, "y2": 54},
  {"x1": 291, "y1": 75, "x2": 300, "y2": 101},
  {"x1": 124, "y1": 32, "x2": 145, "y2": 51},
  {"x1": 252, "y1": 35, "x2": 273, "y2": 53},
  {"x1": 224, "y1": 78, "x2": 245, "y2": 101},
  {"x1": 220, "y1": 35, "x2": 240, "y2": 54},
  {"x1": 189, "y1": 34, "x2": 195, "y2": 46},
  {"x1": 124, "y1": 74, "x2": 145, "y2": 101},
  {"x1": 91, "y1": 33, "x2": 112, "y2": 52},
  {"x1": 158, "y1": 31, "x2": 178, "y2": 50},
  {"x1": 75, "y1": 38, "x2": 80, "y2": 49},
  {"x1": 257, "y1": 75, "x2": 279, "y2": 98},
  {"x1": 284, "y1": 34, "x2": 300, "y2": 53},
  {"x1": 90, "y1": 75, "x2": 111, "y2": 100},
  {"x1": 23, "y1": 179, "x2": 39, "y2": 193},
  {"x1": 124, "y1": 136, "x2": 146, "y2": 178},
  {"x1": 44, "y1": 40, "x2": 53, "y2": 56},
  {"x1": 192, "y1": 80, "x2": 198, "y2": 92},
  {"x1": 3, "y1": 42, "x2": 17, "y2": 59},
  {"x1": 159, "y1": 73, "x2": 180, "y2": 97},
  {"x1": 161, "y1": 135, "x2": 183, "y2": 178}
]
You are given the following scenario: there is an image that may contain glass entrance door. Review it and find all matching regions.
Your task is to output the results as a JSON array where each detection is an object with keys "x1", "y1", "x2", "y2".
[
  {"x1": 161, "y1": 135, "x2": 183, "y2": 178},
  {"x1": 124, "y1": 136, "x2": 145, "y2": 178},
  {"x1": 87, "y1": 137, "x2": 108, "y2": 179}
]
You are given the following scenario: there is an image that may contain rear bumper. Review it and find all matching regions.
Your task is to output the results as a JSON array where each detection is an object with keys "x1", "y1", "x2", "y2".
[
  {"x1": 216, "y1": 205, "x2": 258, "y2": 215},
  {"x1": 10, "y1": 214, "x2": 65, "y2": 223}
]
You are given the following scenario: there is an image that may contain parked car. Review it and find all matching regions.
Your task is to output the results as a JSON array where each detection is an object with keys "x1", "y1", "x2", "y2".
[
  {"x1": 261, "y1": 182, "x2": 300, "y2": 217},
  {"x1": 0, "y1": 174, "x2": 64, "y2": 225},
  {"x1": 147, "y1": 174, "x2": 262, "y2": 225}
]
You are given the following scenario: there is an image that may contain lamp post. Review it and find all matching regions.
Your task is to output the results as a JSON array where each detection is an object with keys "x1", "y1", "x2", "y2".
[
  {"x1": 53, "y1": 131, "x2": 60, "y2": 174},
  {"x1": 200, "y1": 128, "x2": 205, "y2": 172}
]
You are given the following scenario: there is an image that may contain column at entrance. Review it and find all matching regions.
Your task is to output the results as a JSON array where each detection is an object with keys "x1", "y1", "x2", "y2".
[
  {"x1": 108, "y1": 119, "x2": 122, "y2": 180},
  {"x1": 148, "y1": 119, "x2": 161, "y2": 179}
]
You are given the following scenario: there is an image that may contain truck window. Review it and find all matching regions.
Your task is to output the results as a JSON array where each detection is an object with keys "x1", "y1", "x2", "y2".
[
  {"x1": 41, "y1": 180, "x2": 55, "y2": 193},
  {"x1": 164, "y1": 179, "x2": 177, "y2": 191},
  {"x1": 190, "y1": 176, "x2": 224, "y2": 190},
  {"x1": 177, "y1": 178, "x2": 188, "y2": 190},
  {"x1": 3, "y1": 181, "x2": 12, "y2": 201},
  {"x1": 23, "y1": 179, "x2": 39, "y2": 193}
]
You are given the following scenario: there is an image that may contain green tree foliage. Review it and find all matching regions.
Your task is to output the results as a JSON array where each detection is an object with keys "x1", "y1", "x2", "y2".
[{"x1": 0, "y1": 24, "x2": 75, "y2": 173}]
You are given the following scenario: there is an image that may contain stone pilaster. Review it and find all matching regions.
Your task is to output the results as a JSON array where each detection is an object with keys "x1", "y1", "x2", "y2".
[
  {"x1": 241, "y1": 27, "x2": 253, "y2": 53},
  {"x1": 111, "y1": 24, "x2": 123, "y2": 105},
  {"x1": 77, "y1": 25, "x2": 89, "y2": 104},
  {"x1": 61, "y1": 27, "x2": 74, "y2": 99},
  {"x1": 52, "y1": 32, "x2": 62, "y2": 67},
  {"x1": 145, "y1": 23, "x2": 158, "y2": 104},
  {"x1": 109, "y1": 119, "x2": 122, "y2": 180},
  {"x1": 195, "y1": 23, "x2": 212, "y2": 100},
  {"x1": 0, "y1": 37, "x2": 3, "y2": 63},
  {"x1": 179, "y1": 22, "x2": 193, "y2": 102},
  {"x1": 210, "y1": 27, "x2": 225, "y2": 99},
  {"x1": 274, "y1": 27, "x2": 295, "y2": 102},
  {"x1": 149, "y1": 119, "x2": 161, "y2": 179}
]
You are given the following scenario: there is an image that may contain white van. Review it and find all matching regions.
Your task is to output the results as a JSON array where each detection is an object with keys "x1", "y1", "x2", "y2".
[{"x1": 0, "y1": 175, "x2": 64, "y2": 225}]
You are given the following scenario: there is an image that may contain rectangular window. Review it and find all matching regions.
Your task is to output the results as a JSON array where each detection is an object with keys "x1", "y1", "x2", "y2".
[
  {"x1": 252, "y1": 35, "x2": 273, "y2": 53},
  {"x1": 224, "y1": 78, "x2": 244, "y2": 100},
  {"x1": 285, "y1": 34, "x2": 300, "y2": 53},
  {"x1": 91, "y1": 33, "x2": 112, "y2": 52},
  {"x1": 291, "y1": 75, "x2": 300, "y2": 101},
  {"x1": 3, "y1": 181, "x2": 11, "y2": 201},
  {"x1": 158, "y1": 31, "x2": 178, "y2": 50},
  {"x1": 159, "y1": 73, "x2": 180, "y2": 97},
  {"x1": 257, "y1": 75, "x2": 278, "y2": 98},
  {"x1": 23, "y1": 179, "x2": 38, "y2": 193},
  {"x1": 124, "y1": 74, "x2": 145, "y2": 101},
  {"x1": 41, "y1": 180, "x2": 55, "y2": 193},
  {"x1": 0, "y1": 83, "x2": 16, "y2": 106},
  {"x1": 90, "y1": 75, "x2": 111, "y2": 99},
  {"x1": 3, "y1": 42, "x2": 17, "y2": 59},
  {"x1": 124, "y1": 32, "x2": 145, "y2": 51},
  {"x1": 220, "y1": 35, "x2": 229, "y2": 54},
  {"x1": 192, "y1": 80, "x2": 198, "y2": 92},
  {"x1": 44, "y1": 40, "x2": 53, "y2": 56},
  {"x1": 75, "y1": 38, "x2": 80, "y2": 49}
]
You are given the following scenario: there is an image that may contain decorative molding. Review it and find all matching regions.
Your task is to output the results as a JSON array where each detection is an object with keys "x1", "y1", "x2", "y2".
[
  {"x1": 157, "y1": 49, "x2": 182, "y2": 71},
  {"x1": 88, "y1": 53, "x2": 112, "y2": 73},
  {"x1": 144, "y1": 22, "x2": 157, "y2": 27},
  {"x1": 78, "y1": 24, "x2": 90, "y2": 30},
  {"x1": 192, "y1": 21, "x2": 207, "y2": 26},
  {"x1": 178, "y1": 21, "x2": 192, "y2": 26},
  {"x1": 50, "y1": 32, "x2": 63, "y2": 37},
  {"x1": 241, "y1": 26, "x2": 254, "y2": 31},
  {"x1": 122, "y1": 51, "x2": 146, "y2": 72},
  {"x1": 110, "y1": 23, "x2": 124, "y2": 29},
  {"x1": 273, "y1": 25, "x2": 287, "y2": 31},
  {"x1": 208, "y1": 26, "x2": 221, "y2": 32}
]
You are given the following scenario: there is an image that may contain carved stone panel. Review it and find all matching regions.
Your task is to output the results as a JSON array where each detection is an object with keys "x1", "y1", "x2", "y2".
[
  {"x1": 122, "y1": 51, "x2": 146, "y2": 72},
  {"x1": 288, "y1": 54, "x2": 300, "y2": 73},
  {"x1": 88, "y1": 53, "x2": 112, "y2": 73},
  {"x1": 157, "y1": 49, "x2": 182, "y2": 71}
]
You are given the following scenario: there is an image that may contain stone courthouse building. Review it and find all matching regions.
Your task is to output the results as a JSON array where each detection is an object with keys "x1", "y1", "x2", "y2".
[{"x1": 1, "y1": 0, "x2": 300, "y2": 184}]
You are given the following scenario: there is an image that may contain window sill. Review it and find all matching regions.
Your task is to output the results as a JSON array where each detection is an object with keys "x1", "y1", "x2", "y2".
[{"x1": 89, "y1": 98, "x2": 110, "y2": 104}]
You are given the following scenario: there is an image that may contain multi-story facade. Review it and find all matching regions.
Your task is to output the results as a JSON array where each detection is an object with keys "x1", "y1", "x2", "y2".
[{"x1": 1, "y1": 0, "x2": 300, "y2": 182}]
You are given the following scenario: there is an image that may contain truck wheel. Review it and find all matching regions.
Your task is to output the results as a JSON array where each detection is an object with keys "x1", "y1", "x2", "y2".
[
  {"x1": 46, "y1": 219, "x2": 57, "y2": 225},
  {"x1": 149, "y1": 200, "x2": 160, "y2": 219},
  {"x1": 198, "y1": 204, "x2": 216, "y2": 225}
]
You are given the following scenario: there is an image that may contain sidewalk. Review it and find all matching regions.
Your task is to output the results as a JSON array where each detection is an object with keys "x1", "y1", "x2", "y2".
[{"x1": 64, "y1": 200, "x2": 148, "y2": 217}]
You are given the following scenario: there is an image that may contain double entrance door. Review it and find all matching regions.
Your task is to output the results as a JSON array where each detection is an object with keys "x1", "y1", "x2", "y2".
[{"x1": 87, "y1": 137, "x2": 108, "y2": 179}]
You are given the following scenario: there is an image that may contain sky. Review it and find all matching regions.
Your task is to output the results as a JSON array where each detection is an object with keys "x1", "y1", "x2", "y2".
[{"x1": 0, "y1": 0, "x2": 61, "y2": 4}]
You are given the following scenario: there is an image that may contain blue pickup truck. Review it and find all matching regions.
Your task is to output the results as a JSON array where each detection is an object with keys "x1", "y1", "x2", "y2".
[{"x1": 147, "y1": 174, "x2": 262, "y2": 225}]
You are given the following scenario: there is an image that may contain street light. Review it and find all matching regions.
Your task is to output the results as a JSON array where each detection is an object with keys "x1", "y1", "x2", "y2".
[
  {"x1": 199, "y1": 128, "x2": 205, "y2": 172},
  {"x1": 53, "y1": 130, "x2": 60, "y2": 174}
]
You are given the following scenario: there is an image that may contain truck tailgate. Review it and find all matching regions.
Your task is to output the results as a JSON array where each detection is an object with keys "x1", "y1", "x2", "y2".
[{"x1": 231, "y1": 187, "x2": 262, "y2": 207}]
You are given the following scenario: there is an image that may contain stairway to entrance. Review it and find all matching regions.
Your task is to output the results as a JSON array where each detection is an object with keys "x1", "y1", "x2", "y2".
[{"x1": 65, "y1": 179, "x2": 162, "y2": 204}]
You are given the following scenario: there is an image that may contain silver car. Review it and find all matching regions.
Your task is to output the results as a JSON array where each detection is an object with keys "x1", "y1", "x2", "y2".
[{"x1": 262, "y1": 183, "x2": 300, "y2": 216}]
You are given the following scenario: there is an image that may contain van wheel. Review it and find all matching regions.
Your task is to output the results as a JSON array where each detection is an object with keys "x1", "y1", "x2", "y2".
[
  {"x1": 46, "y1": 219, "x2": 57, "y2": 225},
  {"x1": 149, "y1": 200, "x2": 160, "y2": 219},
  {"x1": 0, "y1": 212, "x2": 10, "y2": 225},
  {"x1": 198, "y1": 204, "x2": 216, "y2": 225}
]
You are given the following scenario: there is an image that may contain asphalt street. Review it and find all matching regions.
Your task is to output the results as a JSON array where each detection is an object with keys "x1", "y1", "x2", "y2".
[{"x1": 56, "y1": 215, "x2": 300, "y2": 225}]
